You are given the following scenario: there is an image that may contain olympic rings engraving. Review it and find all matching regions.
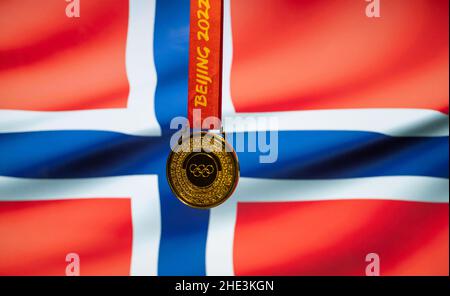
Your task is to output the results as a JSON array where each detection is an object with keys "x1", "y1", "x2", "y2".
[{"x1": 189, "y1": 164, "x2": 215, "y2": 178}]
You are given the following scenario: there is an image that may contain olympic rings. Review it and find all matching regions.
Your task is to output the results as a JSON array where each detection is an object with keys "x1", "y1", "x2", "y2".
[{"x1": 189, "y1": 164, "x2": 215, "y2": 177}]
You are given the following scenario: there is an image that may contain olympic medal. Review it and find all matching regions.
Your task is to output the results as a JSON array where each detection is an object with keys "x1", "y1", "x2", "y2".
[{"x1": 167, "y1": 131, "x2": 239, "y2": 209}]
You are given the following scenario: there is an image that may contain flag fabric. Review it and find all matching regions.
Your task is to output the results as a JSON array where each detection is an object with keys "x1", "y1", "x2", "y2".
[{"x1": 0, "y1": 0, "x2": 448, "y2": 275}]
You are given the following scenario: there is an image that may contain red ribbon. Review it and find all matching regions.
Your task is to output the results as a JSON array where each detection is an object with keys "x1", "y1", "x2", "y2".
[{"x1": 188, "y1": 0, "x2": 224, "y2": 130}]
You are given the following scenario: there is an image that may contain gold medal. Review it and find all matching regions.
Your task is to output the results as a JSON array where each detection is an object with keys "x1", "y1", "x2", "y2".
[
  {"x1": 167, "y1": 132, "x2": 239, "y2": 209},
  {"x1": 167, "y1": 0, "x2": 237, "y2": 208}
]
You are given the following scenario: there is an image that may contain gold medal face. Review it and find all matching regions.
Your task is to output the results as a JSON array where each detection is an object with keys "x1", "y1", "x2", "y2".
[{"x1": 167, "y1": 132, "x2": 239, "y2": 209}]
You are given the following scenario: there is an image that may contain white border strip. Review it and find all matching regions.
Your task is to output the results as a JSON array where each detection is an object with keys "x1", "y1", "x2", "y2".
[
  {"x1": 0, "y1": 175, "x2": 161, "y2": 276},
  {"x1": 223, "y1": 109, "x2": 449, "y2": 137},
  {"x1": 0, "y1": 0, "x2": 161, "y2": 136},
  {"x1": 206, "y1": 176, "x2": 449, "y2": 275},
  {"x1": 221, "y1": 0, "x2": 448, "y2": 137}
]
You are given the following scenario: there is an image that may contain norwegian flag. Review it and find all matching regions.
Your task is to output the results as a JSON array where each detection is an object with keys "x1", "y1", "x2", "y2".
[{"x1": 0, "y1": 0, "x2": 448, "y2": 276}]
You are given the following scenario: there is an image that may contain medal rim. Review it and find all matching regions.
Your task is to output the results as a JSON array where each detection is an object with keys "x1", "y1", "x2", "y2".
[{"x1": 166, "y1": 131, "x2": 240, "y2": 209}]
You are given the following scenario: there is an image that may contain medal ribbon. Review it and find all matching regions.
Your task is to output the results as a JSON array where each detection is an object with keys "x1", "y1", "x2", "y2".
[{"x1": 188, "y1": 0, "x2": 224, "y2": 130}]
